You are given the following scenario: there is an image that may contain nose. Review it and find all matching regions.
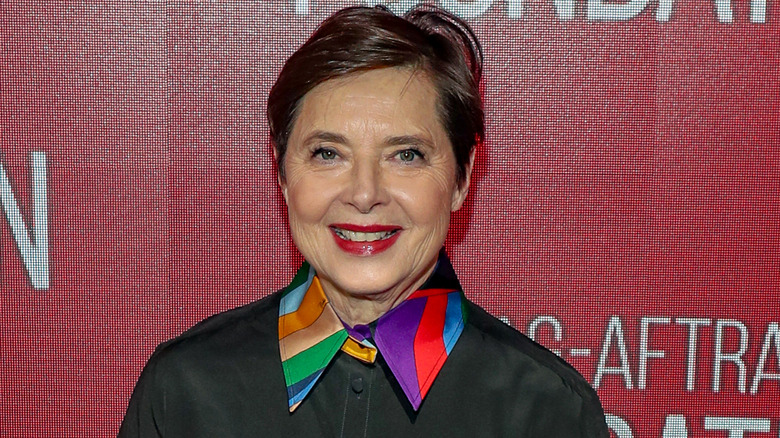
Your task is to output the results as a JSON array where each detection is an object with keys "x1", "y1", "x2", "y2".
[{"x1": 345, "y1": 157, "x2": 389, "y2": 213}]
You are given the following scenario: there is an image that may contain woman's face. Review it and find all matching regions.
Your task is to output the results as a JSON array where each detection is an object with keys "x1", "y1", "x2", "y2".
[{"x1": 280, "y1": 67, "x2": 472, "y2": 305}]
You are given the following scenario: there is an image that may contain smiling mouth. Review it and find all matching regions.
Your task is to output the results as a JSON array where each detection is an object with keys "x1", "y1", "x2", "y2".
[
  {"x1": 331, "y1": 228, "x2": 399, "y2": 242},
  {"x1": 329, "y1": 225, "x2": 401, "y2": 256}
]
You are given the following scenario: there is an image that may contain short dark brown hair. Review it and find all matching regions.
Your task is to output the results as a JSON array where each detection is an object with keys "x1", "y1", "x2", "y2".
[{"x1": 267, "y1": 5, "x2": 483, "y2": 184}]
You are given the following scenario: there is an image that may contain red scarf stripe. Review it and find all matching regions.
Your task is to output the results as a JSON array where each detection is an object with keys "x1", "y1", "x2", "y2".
[
  {"x1": 413, "y1": 294, "x2": 449, "y2": 398},
  {"x1": 408, "y1": 287, "x2": 456, "y2": 300}
]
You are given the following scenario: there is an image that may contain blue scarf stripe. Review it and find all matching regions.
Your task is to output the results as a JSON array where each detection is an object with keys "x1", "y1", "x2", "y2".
[
  {"x1": 279, "y1": 265, "x2": 315, "y2": 316},
  {"x1": 443, "y1": 292, "x2": 466, "y2": 355},
  {"x1": 288, "y1": 369, "x2": 323, "y2": 407}
]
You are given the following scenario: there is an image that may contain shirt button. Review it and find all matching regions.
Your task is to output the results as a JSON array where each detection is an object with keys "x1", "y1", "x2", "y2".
[{"x1": 351, "y1": 377, "x2": 364, "y2": 394}]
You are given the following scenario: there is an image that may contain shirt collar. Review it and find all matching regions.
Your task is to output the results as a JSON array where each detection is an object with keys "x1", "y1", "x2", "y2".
[{"x1": 278, "y1": 251, "x2": 468, "y2": 412}]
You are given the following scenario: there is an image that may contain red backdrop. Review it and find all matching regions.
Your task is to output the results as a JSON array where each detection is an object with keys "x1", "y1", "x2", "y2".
[{"x1": 2, "y1": 1, "x2": 778, "y2": 436}]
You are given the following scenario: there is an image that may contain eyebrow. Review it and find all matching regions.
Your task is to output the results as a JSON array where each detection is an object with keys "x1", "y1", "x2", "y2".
[
  {"x1": 302, "y1": 132, "x2": 434, "y2": 149},
  {"x1": 384, "y1": 135, "x2": 434, "y2": 149},
  {"x1": 302, "y1": 131, "x2": 349, "y2": 146}
]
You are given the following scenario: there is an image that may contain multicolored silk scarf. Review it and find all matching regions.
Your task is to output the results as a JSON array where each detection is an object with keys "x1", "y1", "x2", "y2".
[{"x1": 278, "y1": 252, "x2": 468, "y2": 412}]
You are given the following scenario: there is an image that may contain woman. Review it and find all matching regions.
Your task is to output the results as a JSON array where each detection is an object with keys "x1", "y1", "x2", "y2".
[{"x1": 120, "y1": 6, "x2": 608, "y2": 437}]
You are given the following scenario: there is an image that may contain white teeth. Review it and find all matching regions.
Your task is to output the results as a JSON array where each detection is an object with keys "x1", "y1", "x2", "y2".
[{"x1": 334, "y1": 229, "x2": 395, "y2": 242}]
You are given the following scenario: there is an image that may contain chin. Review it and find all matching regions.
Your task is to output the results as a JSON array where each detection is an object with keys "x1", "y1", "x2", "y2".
[{"x1": 328, "y1": 270, "x2": 405, "y2": 297}]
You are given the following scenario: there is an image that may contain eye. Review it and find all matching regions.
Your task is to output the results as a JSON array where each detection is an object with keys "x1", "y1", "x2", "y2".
[
  {"x1": 396, "y1": 149, "x2": 423, "y2": 162},
  {"x1": 313, "y1": 147, "x2": 338, "y2": 160}
]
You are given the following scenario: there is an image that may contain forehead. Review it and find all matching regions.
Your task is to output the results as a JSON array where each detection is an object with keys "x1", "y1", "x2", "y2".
[{"x1": 293, "y1": 67, "x2": 443, "y2": 137}]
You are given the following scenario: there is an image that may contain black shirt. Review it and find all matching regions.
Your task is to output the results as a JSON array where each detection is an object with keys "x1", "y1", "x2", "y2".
[{"x1": 119, "y1": 290, "x2": 608, "y2": 437}]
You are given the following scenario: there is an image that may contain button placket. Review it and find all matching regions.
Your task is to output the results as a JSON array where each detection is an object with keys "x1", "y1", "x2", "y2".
[
  {"x1": 351, "y1": 377, "x2": 364, "y2": 395},
  {"x1": 341, "y1": 364, "x2": 374, "y2": 438}
]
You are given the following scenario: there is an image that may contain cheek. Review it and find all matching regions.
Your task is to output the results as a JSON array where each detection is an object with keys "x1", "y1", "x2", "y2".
[
  {"x1": 392, "y1": 174, "x2": 457, "y2": 225},
  {"x1": 285, "y1": 178, "x2": 332, "y2": 225},
  {"x1": 284, "y1": 169, "x2": 348, "y2": 226}
]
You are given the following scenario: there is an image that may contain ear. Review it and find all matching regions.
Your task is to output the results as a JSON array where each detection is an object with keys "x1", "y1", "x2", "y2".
[
  {"x1": 273, "y1": 146, "x2": 289, "y2": 204},
  {"x1": 451, "y1": 148, "x2": 476, "y2": 212}
]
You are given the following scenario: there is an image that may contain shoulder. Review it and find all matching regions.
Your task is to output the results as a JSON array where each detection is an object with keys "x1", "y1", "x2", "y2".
[
  {"x1": 119, "y1": 291, "x2": 289, "y2": 435},
  {"x1": 163, "y1": 290, "x2": 281, "y2": 347},
  {"x1": 465, "y1": 301, "x2": 589, "y2": 391},
  {"x1": 151, "y1": 290, "x2": 282, "y2": 365},
  {"x1": 457, "y1": 300, "x2": 608, "y2": 435}
]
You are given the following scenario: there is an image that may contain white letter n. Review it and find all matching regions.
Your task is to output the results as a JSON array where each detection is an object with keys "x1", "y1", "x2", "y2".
[{"x1": 0, "y1": 151, "x2": 49, "y2": 290}]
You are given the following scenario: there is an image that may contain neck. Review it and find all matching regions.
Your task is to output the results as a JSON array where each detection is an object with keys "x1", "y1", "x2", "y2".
[
  {"x1": 319, "y1": 264, "x2": 436, "y2": 327},
  {"x1": 325, "y1": 291, "x2": 407, "y2": 326}
]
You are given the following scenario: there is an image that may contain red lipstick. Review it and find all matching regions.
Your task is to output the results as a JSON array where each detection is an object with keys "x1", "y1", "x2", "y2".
[{"x1": 329, "y1": 223, "x2": 401, "y2": 256}]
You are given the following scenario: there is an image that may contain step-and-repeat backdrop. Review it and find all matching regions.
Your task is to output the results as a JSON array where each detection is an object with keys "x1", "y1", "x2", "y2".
[{"x1": 2, "y1": 1, "x2": 778, "y2": 436}]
